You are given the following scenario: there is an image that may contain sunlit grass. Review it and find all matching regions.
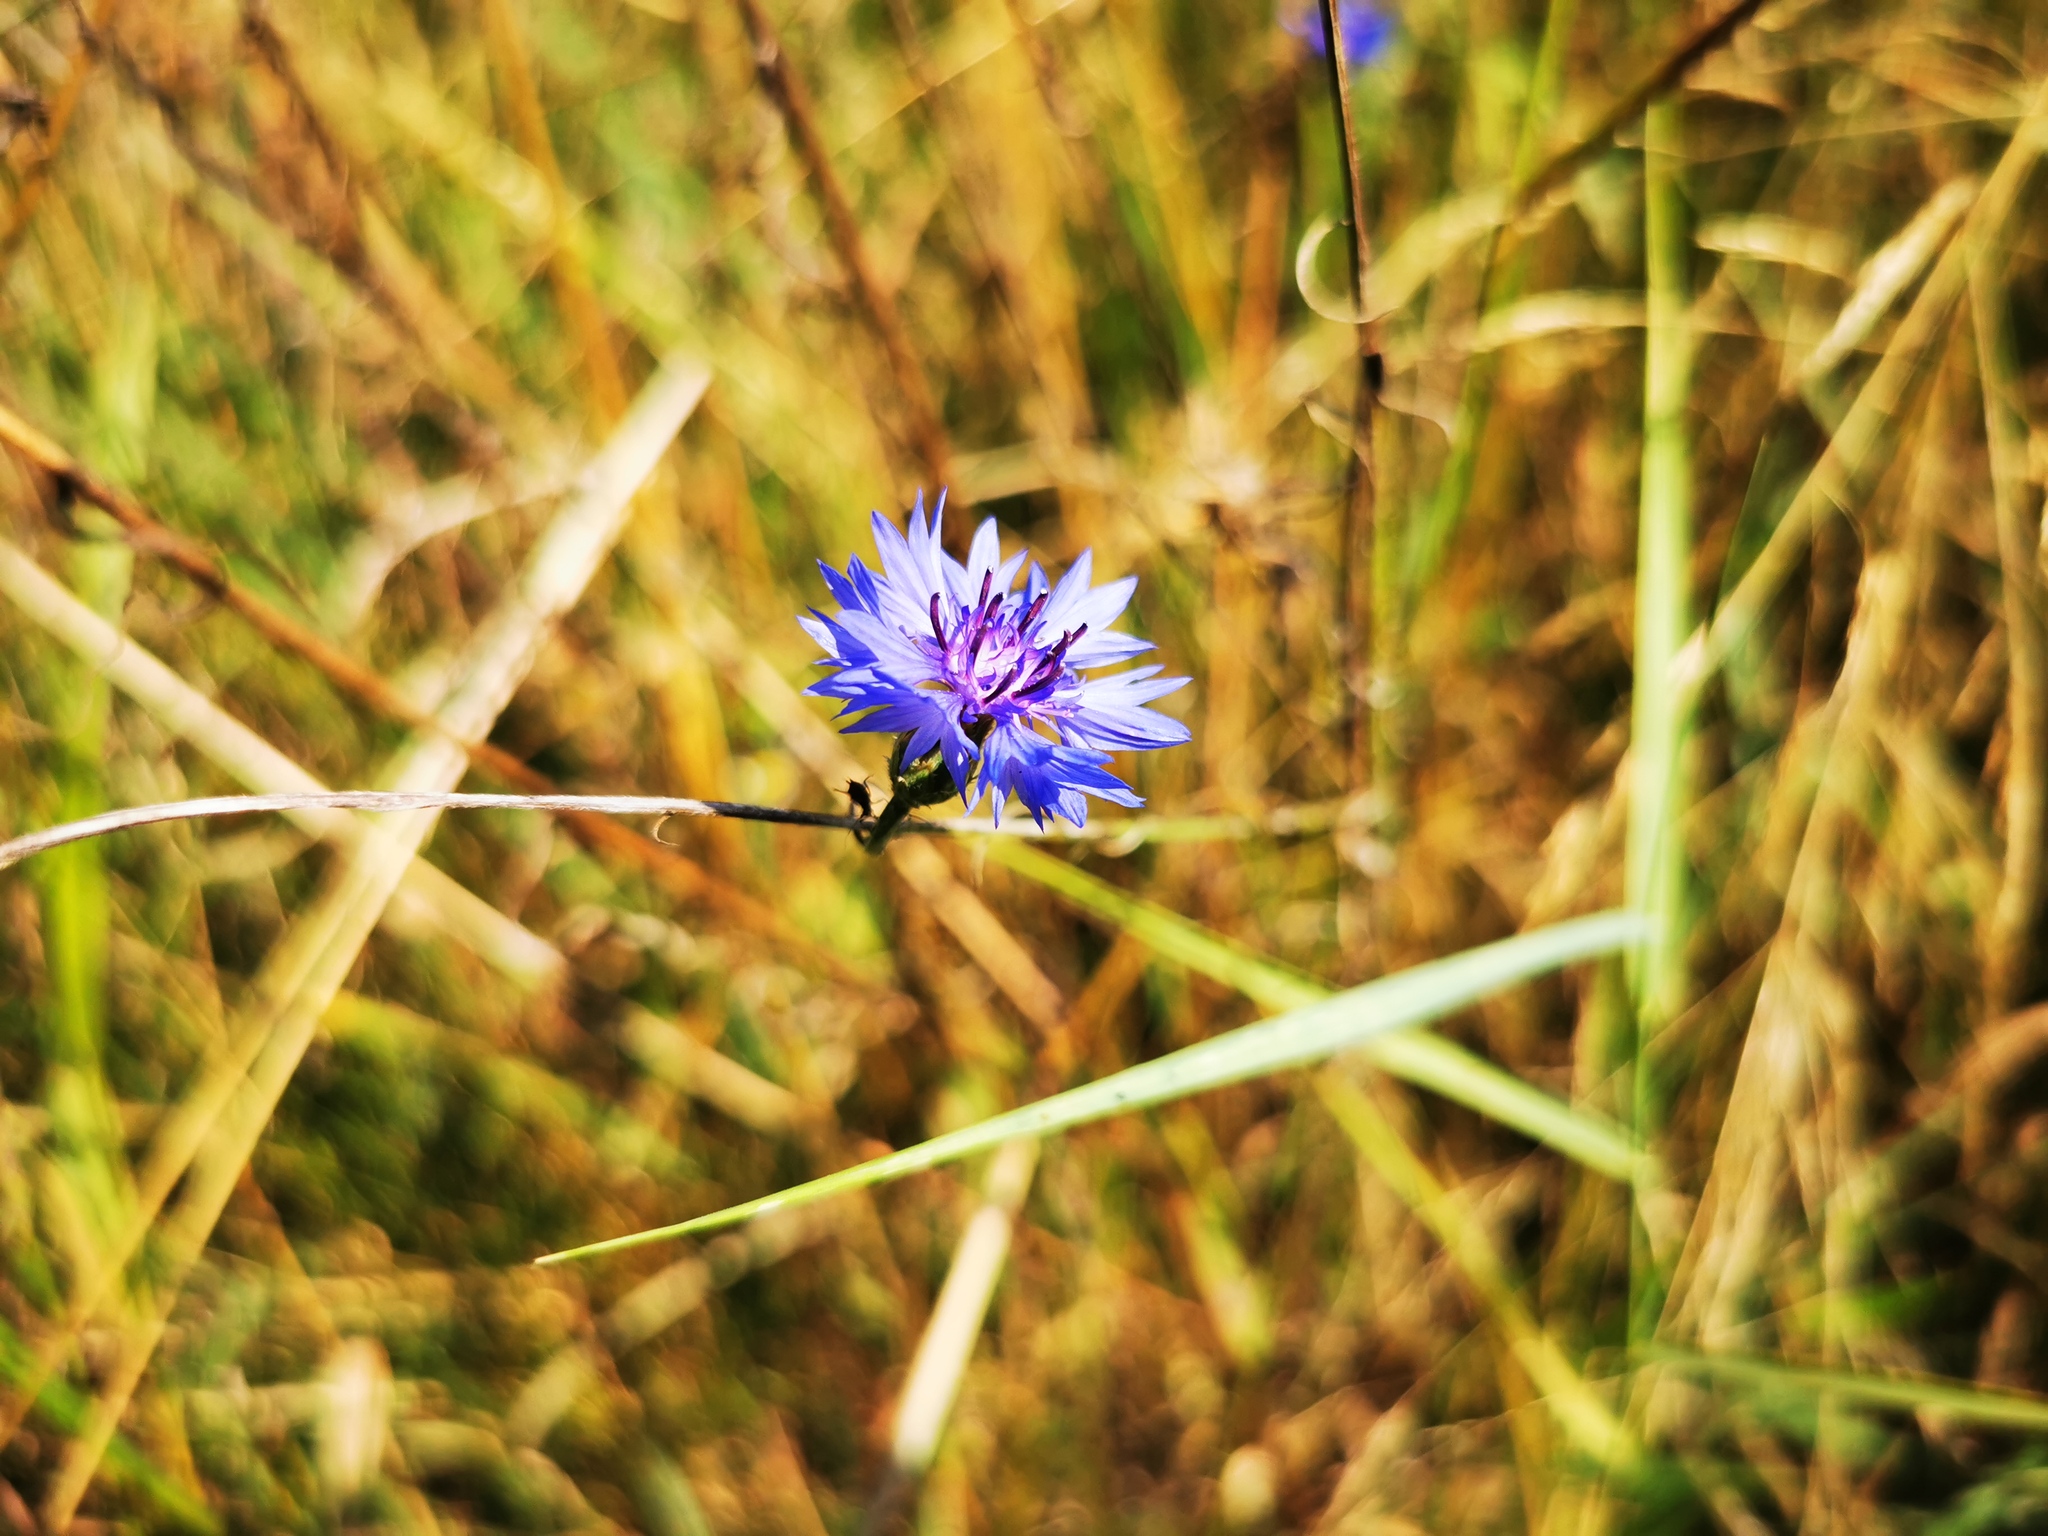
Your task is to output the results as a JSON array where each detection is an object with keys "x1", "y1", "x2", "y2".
[{"x1": 0, "y1": 0, "x2": 2042, "y2": 1529}]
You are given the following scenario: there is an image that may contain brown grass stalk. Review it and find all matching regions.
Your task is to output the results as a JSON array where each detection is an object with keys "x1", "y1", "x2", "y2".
[
  {"x1": 0, "y1": 0, "x2": 123, "y2": 255},
  {"x1": 1973, "y1": 253, "x2": 2045, "y2": 1014},
  {"x1": 735, "y1": 0, "x2": 953, "y2": 497},
  {"x1": 477, "y1": 0, "x2": 631, "y2": 425}
]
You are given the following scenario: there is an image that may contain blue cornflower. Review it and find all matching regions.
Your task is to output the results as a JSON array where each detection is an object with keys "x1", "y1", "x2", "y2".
[
  {"x1": 801, "y1": 492, "x2": 1189, "y2": 829},
  {"x1": 1284, "y1": 0, "x2": 1393, "y2": 67}
]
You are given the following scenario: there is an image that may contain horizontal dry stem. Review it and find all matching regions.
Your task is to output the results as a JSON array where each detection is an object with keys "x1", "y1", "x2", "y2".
[{"x1": 0, "y1": 790, "x2": 889, "y2": 872}]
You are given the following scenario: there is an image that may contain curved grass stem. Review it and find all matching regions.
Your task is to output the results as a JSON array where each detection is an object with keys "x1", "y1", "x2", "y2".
[{"x1": 0, "y1": 790, "x2": 897, "y2": 873}]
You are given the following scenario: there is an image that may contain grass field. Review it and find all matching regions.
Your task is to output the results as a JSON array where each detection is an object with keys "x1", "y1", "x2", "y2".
[{"x1": 1, "y1": 0, "x2": 2046, "y2": 1529}]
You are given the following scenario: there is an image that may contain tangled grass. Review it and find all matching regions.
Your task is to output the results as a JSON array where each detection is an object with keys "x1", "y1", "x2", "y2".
[{"x1": 0, "y1": 0, "x2": 2046, "y2": 1530}]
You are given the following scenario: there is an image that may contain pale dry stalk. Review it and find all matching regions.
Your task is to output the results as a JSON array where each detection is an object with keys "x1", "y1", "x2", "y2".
[
  {"x1": 1973, "y1": 251, "x2": 2046, "y2": 1014},
  {"x1": 1666, "y1": 554, "x2": 1912, "y2": 1358},
  {"x1": 33, "y1": 354, "x2": 708, "y2": 1529},
  {"x1": 0, "y1": 533, "x2": 564, "y2": 987}
]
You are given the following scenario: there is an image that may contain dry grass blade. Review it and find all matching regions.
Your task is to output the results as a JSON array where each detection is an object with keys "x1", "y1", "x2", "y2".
[
  {"x1": 0, "y1": 534, "x2": 565, "y2": 987},
  {"x1": 1506, "y1": 0, "x2": 1771, "y2": 218},
  {"x1": 3, "y1": 0, "x2": 2046, "y2": 1526},
  {"x1": 618, "y1": 1004, "x2": 812, "y2": 1135},
  {"x1": 1794, "y1": 175, "x2": 1978, "y2": 390},
  {"x1": 1972, "y1": 251, "x2": 2044, "y2": 1013},
  {"x1": 26, "y1": 354, "x2": 707, "y2": 1527},
  {"x1": 1680, "y1": 80, "x2": 2048, "y2": 706},
  {"x1": 1319, "y1": 1072, "x2": 1637, "y2": 1469},
  {"x1": 1624, "y1": 88, "x2": 1696, "y2": 1351}
]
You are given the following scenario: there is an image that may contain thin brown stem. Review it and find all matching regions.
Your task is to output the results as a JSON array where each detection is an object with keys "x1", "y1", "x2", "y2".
[
  {"x1": 0, "y1": 0, "x2": 123, "y2": 255},
  {"x1": 1314, "y1": 0, "x2": 1378, "y2": 791},
  {"x1": 735, "y1": 0, "x2": 953, "y2": 497},
  {"x1": 1229, "y1": 71, "x2": 1297, "y2": 406},
  {"x1": 1505, "y1": 0, "x2": 1769, "y2": 226}
]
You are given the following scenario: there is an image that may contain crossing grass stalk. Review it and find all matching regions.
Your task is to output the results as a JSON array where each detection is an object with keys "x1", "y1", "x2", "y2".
[{"x1": 0, "y1": 0, "x2": 2043, "y2": 1528}]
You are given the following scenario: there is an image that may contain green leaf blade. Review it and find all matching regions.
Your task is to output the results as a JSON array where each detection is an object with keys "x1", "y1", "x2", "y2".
[
  {"x1": 538, "y1": 911, "x2": 1647, "y2": 1264},
  {"x1": 984, "y1": 839, "x2": 1640, "y2": 1176}
]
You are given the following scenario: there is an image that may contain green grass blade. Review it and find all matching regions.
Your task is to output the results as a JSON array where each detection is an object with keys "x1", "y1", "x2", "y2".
[
  {"x1": 536, "y1": 912, "x2": 1644, "y2": 1263},
  {"x1": 1353, "y1": 1030, "x2": 1639, "y2": 1182},
  {"x1": 983, "y1": 839, "x2": 1642, "y2": 1179},
  {"x1": 0, "y1": 1319, "x2": 218, "y2": 1532},
  {"x1": 1638, "y1": 1345, "x2": 2048, "y2": 1432},
  {"x1": 984, "y1": 838, "x2": 1327, "y2": 1009}
]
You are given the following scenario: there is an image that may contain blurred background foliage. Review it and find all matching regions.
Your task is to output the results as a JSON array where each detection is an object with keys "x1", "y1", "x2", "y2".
[{"x1": 0, "y1": 0, "x2": 2046, "y2": 1528}]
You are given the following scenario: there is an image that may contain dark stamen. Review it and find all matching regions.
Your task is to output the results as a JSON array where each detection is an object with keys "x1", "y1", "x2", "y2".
[
  {"x1": 968, "y1": 572, "x2": 1000, "y2": 652},
  {"x1": 1019, "y1": 590, "x2": 1049, "y2": 633},
  {"x1": 1015, "y1": 659, "x2": 1060, "y2": 697},
  {"x1": 1016, "y1": 624, "x2": 1087, "y2": 696},
  {"x1": 1017, "y1": 666, "x2": 1069, "y2": 699},
  {"x1": 1040, "y1": 624, "x2": 1084, "y2": 668},
  {"x1": 929, "y1": 593, "x2": 947, "y2": 643}
]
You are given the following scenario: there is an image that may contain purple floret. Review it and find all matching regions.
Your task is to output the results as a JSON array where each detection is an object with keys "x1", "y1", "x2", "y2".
[{"x1": 801, "y1": 491, "x2": 1190, "y2": 829}]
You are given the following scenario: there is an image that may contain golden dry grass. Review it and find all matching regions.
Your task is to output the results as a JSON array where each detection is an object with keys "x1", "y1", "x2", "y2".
[{"x1": 0, "y1": 0, "x2": 2045, "y2": 1531}]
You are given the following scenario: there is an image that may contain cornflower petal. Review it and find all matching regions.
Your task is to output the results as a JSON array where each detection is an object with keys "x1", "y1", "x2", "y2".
[
  {"x1": 1033, "y1": 549, "x2": 1097, "y2": 635},
  {"x1": 905, "y1": 489, "x2": 955, "y2": 605},
  {"x1": 868, "y1": 511, "x2": 942, "y2": 629},
  {"x1": 963, "y1": 518, "x2": 1003, "y2": 597},
  {"x1": 1065, "y1": 631, "x2": 1155, "y2": 668}
]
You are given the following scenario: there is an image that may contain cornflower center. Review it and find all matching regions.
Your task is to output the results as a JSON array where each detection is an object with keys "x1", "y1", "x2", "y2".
[{"x1": 923, "y1": 572, "x2": 1087, "y2": 729}]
